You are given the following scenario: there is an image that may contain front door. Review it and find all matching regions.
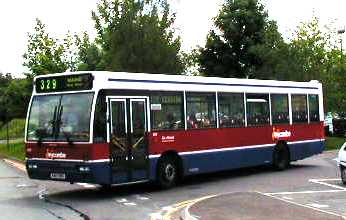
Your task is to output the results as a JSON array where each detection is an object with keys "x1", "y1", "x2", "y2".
[{"x1": 108, "y1": 97, "x2": 149, "y2": 183}]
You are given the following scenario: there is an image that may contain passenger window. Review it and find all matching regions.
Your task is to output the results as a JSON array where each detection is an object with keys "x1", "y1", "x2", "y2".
[
  {"x1": 271, "y1": 94, "x2": 289, "y2": 124},
  {"x1": 186, "y1": 93, "x2": 216, "y2": 129},
  {"x1": 150, "y1": 93, "x2": 184, "y2": 130},
  {"x1": 246, "y1": 94, "x2": 270, "y2": 126},
  {"x1": 292, "y1": 94, "x2": 308, "y2": 123},
  {"x1": 309, "y1": 95, "x2": 320, "y2": 122},
  {"x1": 218, "y1": 93, "x2": 245, "y2": 128}
]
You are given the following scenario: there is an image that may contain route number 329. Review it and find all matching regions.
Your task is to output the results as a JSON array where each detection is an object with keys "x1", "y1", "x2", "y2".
[{"x1": 40, "y1": 79, "x2": 57, "y2": 91}]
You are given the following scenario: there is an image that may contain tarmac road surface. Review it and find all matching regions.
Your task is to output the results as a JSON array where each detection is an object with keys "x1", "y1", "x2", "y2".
[{"x1": 0, "y1": 150, "x2": 345, "y2": 220}]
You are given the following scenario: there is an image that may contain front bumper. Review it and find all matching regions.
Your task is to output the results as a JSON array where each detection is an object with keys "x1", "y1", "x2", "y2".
[{"x1": 26, "y1": 159, "x2": 110, "y2": 184}]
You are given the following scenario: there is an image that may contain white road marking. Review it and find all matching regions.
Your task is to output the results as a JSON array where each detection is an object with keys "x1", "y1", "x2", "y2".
[
  {"x1": 162, "y1": 206, "x2": 174, "y2": 211},
  {"x1": 149, "y1": 212, "x2": 163, "y2": 220},
  {"x1": 16, "y1": 183, "x2": 37, "y2": 188},
  {"x1": 123, "y1": 202, "x2": 136, "y2": 206},
  {"x1": 37, "y1": 189, "x2": 47, "y2": 200},
  {"x1": 282, "y1": 196, "x2": 293, "y2": 200},
  {"x1": 260, "y1": 192, "x2": 343, "y2": 218},
  {"x1": 309, "y1": 179, "x2": 346, "y2": 190},
  {"x1": 266, "y1": 178, "x2": 346, "y2": 195},
  {"x1": 307, "y1": 203, "x2": 329, "y2": 208},
  {"x1": 76, "y1": 183, "x2": 97, "y2": 188},
  {"x1": 116, "y1": 198, "x2": 128, "y2": 203},
  {"x1": 266, "y1": 189, "x2": 345, "y2": 195},
  {"x1": 136, "y1": 196, "x2": 150, "y2": 200}
]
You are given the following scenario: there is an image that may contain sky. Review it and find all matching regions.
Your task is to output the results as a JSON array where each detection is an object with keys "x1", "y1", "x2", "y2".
[{"x1": 0, "y1": 0, "x2": 346, "y2": 77}]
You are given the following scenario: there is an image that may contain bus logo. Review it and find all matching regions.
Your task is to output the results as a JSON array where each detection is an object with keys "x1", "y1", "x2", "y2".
[
  {"x1": 46, "y1": 150, "x2": 67, "y2": 159},
  {"x1": 162, "y1": 136, "x2": 175, "y2": 143},
  {"x1": 272, "y1": 128, "x2": 292, "y2": 141}
]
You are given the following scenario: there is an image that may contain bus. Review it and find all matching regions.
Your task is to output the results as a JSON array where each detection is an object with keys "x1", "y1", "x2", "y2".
[{"x1": 25, "y1": 72, "x2": 325, "y2": 188}]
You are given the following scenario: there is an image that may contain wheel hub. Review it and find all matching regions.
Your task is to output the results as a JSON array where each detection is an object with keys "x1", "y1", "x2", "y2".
[{"x1": 165, "y1": 164, "x2": 175, "y2": 181}]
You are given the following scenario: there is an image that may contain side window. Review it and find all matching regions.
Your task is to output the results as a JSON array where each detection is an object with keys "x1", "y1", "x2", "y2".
[
  {"x1": 93, "y1": 92, "x2": 107, "y2": 143},
  {"x1": 271, "y1": 94, "x2": 289, "y2": 124},
  {"x1": 309, "y1": 94, "x2": 320, "y2": 122},
  {"x1": 292, "y1": 94, "x2": 308, "y2": 123},
  {"x1": 150, "y1": 92, "x2": 184, "y2": 130},
  {"x1": 218, "y1": 93, "x2": 245, "y2": 128},
  {"x1": 186, "y1": 93, "x2": 216, "y2": 129},
  {"x1": 246, "y1": 94, "x2": 270, "y2": 126}
]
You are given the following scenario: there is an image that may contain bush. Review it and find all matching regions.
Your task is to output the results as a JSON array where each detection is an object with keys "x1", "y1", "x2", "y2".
[{"x1": 0, "y1": 119, "x2": 26, "y2": 140}]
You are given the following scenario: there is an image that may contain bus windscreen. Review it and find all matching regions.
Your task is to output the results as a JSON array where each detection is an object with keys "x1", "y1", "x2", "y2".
[{"x1": 26, "y1": 93, "x2": 94, "y2": 142}]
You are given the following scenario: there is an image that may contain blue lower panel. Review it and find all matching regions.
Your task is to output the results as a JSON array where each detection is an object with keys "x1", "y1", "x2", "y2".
[
  {"x1": 149, "y1": 158, "x2": 159, "y2": 181},
  {"x1": 181, "y1": 146, "x2": 274, "y2": 176},
  {"x1": 27, "y1": 160, "x2": 111, "y2": 185},
  {"x1": 289, "y1": 140, "x2": 324, "y2": 161},
  {"x1": 149, "y1": 140, "x2": 325, "y2": 180}
]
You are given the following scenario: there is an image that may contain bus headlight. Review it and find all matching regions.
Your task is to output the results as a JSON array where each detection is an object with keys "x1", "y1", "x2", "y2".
[{"x1": 28, "y1": 164, "x2": 38, "y2": 169}]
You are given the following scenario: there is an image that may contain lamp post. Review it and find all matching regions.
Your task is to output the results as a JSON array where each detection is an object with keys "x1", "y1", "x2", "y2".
[{"x1": 338, "y1": 28, "x2": 345, "y2": 59}]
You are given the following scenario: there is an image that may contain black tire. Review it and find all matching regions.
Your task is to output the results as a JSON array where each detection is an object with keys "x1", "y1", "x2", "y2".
[
  {"x1": 341, "y1": 167, "x2": 346, "y2": 185},
  {"x1": 157, "y1": 156, "x2": 179, "y2": 189},
  {"x1": 273, "y1": 143, "x2": 290, "y2": 171},
  {"x1": 99, "y1": 184, "x2": 112, "y2": 191}
]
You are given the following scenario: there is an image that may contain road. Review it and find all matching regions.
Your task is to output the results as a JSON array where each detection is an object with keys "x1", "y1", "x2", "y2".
[{"x1": 0, "y1": 151, "x2": 345, "y2": 220}]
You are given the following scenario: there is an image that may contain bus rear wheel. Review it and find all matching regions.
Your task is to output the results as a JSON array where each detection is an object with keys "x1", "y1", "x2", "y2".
[
  {"x1": 157, "y1": 156, "x2": 179, "y2": 189},
  {"x1": 273, "y1": 143, "x2": 290, "y2": 171}
]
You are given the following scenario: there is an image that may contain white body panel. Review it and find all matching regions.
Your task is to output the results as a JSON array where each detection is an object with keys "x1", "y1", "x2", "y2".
[{"x1": 28, "y1": 71, "x2": 325, "y2": 144}]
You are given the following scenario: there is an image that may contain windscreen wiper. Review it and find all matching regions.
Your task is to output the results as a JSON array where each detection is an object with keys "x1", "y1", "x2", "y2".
[
  {"x1": 58, "y1": 105, "x2": 74, "y2": 146},
  {"x1": 63, "y1": 132, "x2": 74, "y2": 146},
  {"x1": 51, "y1": 106, "x2": 58, "y2": 138}
]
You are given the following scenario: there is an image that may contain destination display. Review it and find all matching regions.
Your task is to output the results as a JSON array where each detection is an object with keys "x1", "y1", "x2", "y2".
[{"x1": 35, "y1": 74, "x2": 93, "y2": 93}]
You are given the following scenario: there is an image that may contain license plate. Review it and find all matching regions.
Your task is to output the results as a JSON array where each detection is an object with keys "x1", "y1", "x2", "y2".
[{"x1": 50, "y1": 173, "x2": 66, "y2": 180}]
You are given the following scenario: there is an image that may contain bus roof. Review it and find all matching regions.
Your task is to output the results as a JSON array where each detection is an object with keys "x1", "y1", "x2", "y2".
[{"x1": 34, "y1": 71, "x2": 322, "y2": 95}]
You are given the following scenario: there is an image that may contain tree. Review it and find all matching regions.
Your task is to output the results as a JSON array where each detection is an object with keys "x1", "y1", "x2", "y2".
[
  {"x1": 23, "y1": 19, "x2": 74, "y2": 76},
  {"x1": 289, "y1": 17, "x2": 329, "y2": 81},
  {"x1": 91, "y1": 0, "x2": 184, "y2": 74},
  {"x1": 0, "y1": 73, "x2": 13, "y2": 122},
  {"x1": 2, "y1": 78, "x2": 32, "y2": 120},
  {"x1": 75, "y1": 32, "x2": 102, "y2": 71},
  {"x1": 198, "y1": 0, "x2": 278, "y2": 78}
]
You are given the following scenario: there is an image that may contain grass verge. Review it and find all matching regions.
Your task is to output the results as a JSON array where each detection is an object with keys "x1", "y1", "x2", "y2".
[
  {"x1": 0, "y1": 142, "x2": 25, "y2": 161},
  {"x1": 325, "y1": 136, "x2": 346, "y2": 151}
]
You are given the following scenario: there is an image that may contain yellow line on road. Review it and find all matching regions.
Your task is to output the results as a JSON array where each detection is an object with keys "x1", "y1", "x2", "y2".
[{"x1": 150, "y1": 195, "x2": 216, "y2": 220}]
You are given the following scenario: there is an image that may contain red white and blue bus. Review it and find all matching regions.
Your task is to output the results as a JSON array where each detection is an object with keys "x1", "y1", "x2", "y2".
[{"x1": 25, "y1": 72, "x2": 324, "y2": 188}]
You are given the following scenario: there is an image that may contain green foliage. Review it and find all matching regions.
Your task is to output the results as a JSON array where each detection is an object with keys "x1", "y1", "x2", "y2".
[
  {"x1": 0, "y1": 119, "x2": 26, "y2": 140},
  {"x1": 91, "y1": 0, "x2": 184, "y2": 74},
  {"x1": 199, "y1": 0, "x2": 279, "y2": 78},
  {"x1": 2, "y1": 78, "x2": 32, "y2": 120},
  {"x1": 75, "y1": 32, "x2": 102, "y2": 71},
  {"x1": 289, "y1": 17, "x2": 329, "y2": 81},
  {"x1": 0, "y1": 142, "x2": 25, "y2": 161},
  {"x1": 0, "y1": 73, "x2": 12, "y2": 122},
  {"x1": 23, "y1": 19, "x2": 75, "y2": 76},
  {"x1": 180, "y1": 49, "x2": 200, "y2": 76}
]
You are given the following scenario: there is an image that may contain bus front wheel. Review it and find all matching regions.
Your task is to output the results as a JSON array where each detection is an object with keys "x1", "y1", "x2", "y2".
[
  {"x1": 157, "y1": 156, "x2": 178, "y2": 189},
  {"x1": 273, "y1": 143, "x2": 290, "y2": 171}
]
